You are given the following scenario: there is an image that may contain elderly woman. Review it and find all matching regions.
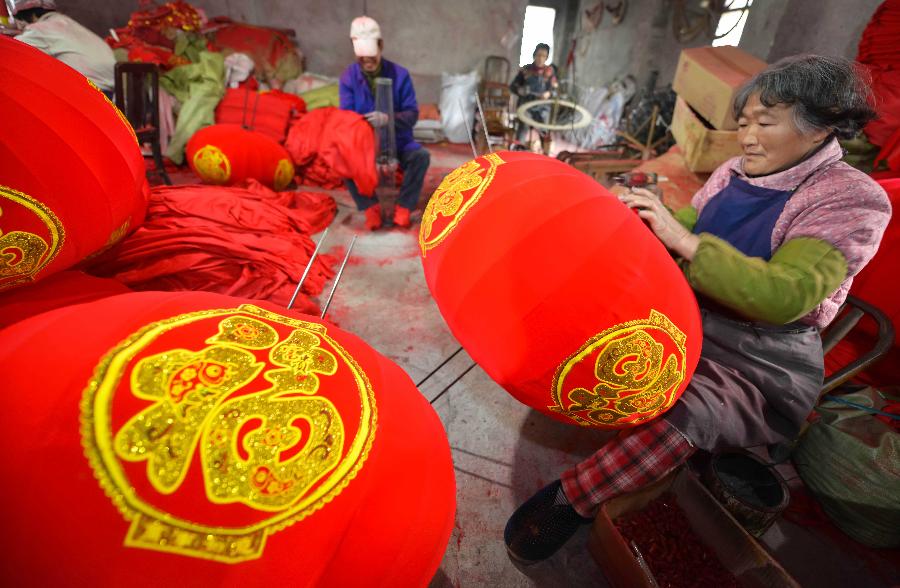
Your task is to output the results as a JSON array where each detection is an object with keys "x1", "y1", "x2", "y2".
[
  {"x1": 511, "y1": 43, "x2": 559, "y2": 145},
  {"x1": 504, "y1": 54, "x2": 892, "y2": 563}
]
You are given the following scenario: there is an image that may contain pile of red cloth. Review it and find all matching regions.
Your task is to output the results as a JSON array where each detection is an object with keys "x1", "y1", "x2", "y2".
[
  {"x1": 215, "y1": 87, "x2": 306, "y2": 144},
  {"x1": 106, "y1": 1, "x2": 206, "y2": 69},
  {"x1": 85, "y1": 180, "x2": 337, "y2": 314},
  {"x1": 858, "y1": 0, "x2": 900, "y2": 172},
  {"x1": 205, "y1": 17, "x2": 303, "y2": 84},
  {"x1": 285, "y1": 107, "x2": 378, "y2": 194}
]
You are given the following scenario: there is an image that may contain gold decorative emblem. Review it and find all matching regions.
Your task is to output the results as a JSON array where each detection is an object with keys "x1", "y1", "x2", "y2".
[
  {"x1": 81, "y1": 305, "x2": 377, "y2": 563},
  {"x1": 419, "y1": 152, "x2": 506, "y2": 256},
  {"x1": 0, "y1": 185, "x2": 65, "y2": 291},
  {"x1": 273, "y1": 158, "x2": 294, "y2": 191},
  {"x1": 550, "y1": 310, "x2": 687, "y2": 428},
  {"x1": 193, "y1": 145, "x2": 232, "y2": 184},
  {"x1": 86, "y1": 78, "x2": 140, "y2": 145}
]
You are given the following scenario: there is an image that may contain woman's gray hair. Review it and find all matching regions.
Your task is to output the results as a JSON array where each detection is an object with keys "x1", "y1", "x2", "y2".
[{"x1": 732, "y1": 54, "x2": 876, "y2": 139}]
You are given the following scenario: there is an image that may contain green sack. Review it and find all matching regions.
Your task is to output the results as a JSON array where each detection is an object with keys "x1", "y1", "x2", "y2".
[
  {"x1": 793, "y1": 388, "x2": 900, "y2": 548},
  {"x1": 299, "y1": 84, "x2": 339, "y2": 110},
  {"x1": 161, "y1": 51, "x2": 225, "y2": 164}
]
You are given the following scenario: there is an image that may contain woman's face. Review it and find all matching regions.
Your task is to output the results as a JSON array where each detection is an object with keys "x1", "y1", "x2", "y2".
[
  {"x1": 737, "y1": 93, "x2": 829, "y2": 176},
  {"x1": 534, "y1": 49, "x2": 549, "y2": 67}
]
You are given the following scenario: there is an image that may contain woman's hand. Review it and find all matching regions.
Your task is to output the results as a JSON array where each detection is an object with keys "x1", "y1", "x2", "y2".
[{"x1": 617, "y1": 187, "x2": 700, "y2": 260}]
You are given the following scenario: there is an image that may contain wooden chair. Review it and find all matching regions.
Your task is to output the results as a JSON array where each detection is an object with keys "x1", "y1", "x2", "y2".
[{"x1": 114, "y1": 62, "x2": 171, "y2": 185}]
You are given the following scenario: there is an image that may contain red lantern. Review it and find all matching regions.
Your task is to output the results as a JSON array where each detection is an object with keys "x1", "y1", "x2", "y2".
[
  {"x1": 187, "y1": 124, "x2": 296, "y2": 190},
  {"x1": 419, "y1": 151, "x2": 702, "y2": 429},
  {"x1": 0, "y1": 291, "x2": 455, "y2": 587},
  {"x1": 0, "y1": 37, "x2": 149, "y2": 292}
]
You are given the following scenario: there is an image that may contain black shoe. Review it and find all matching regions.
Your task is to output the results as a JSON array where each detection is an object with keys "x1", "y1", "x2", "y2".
[{"x1": 504, "y1": 480, "x2": 593, "y2": 564}]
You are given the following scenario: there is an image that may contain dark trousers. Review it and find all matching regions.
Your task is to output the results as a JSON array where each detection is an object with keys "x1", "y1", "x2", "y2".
[{"x1": 346, "y1": 148, "x2": 431, "y2": 211}]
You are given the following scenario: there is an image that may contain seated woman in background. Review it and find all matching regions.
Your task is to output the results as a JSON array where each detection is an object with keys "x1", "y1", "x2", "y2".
[
  {"x1": 510, "y1": 42, "x2": 558, "y2": 146},
  {"x1": 504, "y1": 54, "x2": 892, "y2": 564}
]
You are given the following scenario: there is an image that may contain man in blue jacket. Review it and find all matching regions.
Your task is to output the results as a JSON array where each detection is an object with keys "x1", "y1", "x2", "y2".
[{"x1": 339, "y1": 16, "x2": 430, "y2": 230}]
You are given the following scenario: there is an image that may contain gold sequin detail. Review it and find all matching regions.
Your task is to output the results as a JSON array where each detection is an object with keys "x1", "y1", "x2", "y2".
[
  {"x1": 80, "y1": 305, "x2": 377, "y2": 563},
  {"x1": 419, "y1": 152, "x2": 506, "y2": 256},
  {"x1": 550, "y1": 310, "x2": 687, "y2": 428},
  {"x1": 193, "y1": 145, "x2": 232, "y2": 184},
  {"x1": 0, "y1": 184, "x2": 65, "y2": 291},
  {"x1": 273, "y1": 158, "x2": 294, "y2": 191}
]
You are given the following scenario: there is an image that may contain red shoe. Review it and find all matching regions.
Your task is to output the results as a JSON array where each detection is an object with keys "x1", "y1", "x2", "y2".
[
  {"x1": 393, "y1": 206, "x2": 411, "y2": 228},
  {"x1": 364, "y1": 204, "x2": 382, "y2": 230}
]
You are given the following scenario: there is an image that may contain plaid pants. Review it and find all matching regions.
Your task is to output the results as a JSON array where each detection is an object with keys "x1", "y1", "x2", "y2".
[{"x1": 561, "y1": 419, "x2": 695, "y2": 518}]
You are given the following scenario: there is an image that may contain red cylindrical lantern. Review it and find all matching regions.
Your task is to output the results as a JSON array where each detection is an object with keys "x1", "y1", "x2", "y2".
[
  {"x1": 187, "y1": 124, "x2": 296, "y2": 190},
  {"x1": 0, "y1": 37, "x2": 149, "y2": 292},
  {"x1": 419, "y1": 151, "x2": 702, "y2": 429},
  {"x1": 0, "y1": 291, "x2": 455, "y2": 587}
]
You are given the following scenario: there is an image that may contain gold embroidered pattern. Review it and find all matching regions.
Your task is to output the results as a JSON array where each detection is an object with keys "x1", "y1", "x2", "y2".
[
  {"x1": 0, "y1": 185, "x2": 65, "y2": 291},
  {"x1": 193, "y1": 145, "x2": 232, "y2": 184},
  {"x1": 86, "y1": 78, "x2": 139, "y2": 145},
  {"x1": 419, "y1": 152, "x2": 506, "y2": 256},
  {"x1": 81, "y1": 304, "x2": 377, "y2": 563},
  {"x1": 273, "y1": 158, "x2": 294, "y2": 191},
  {"x1": 550, "y1": 310, "x2": 687, "y2": 428}
]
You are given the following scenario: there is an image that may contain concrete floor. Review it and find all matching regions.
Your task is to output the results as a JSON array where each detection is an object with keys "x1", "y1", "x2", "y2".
[{"x1": 158, "y1": 143, "x2": 900, "y2": 586}]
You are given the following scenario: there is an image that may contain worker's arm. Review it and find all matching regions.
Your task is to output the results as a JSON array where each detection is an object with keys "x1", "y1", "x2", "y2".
[
  {"x1": 338, "y1": 70, "x2": 355, "y2": 111},
  {"x1": 394, "y1": 71, "x2": 419, "y2": 132},
  {"x1": 510, "y1": 69, "x2": 526, "y2": 96},
  {"x1": 684, "y1": 235, "x2": 848, "y2": 324}
]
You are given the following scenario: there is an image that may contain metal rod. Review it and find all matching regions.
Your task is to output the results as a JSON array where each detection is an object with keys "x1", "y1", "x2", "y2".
[
  {"x1": 287, "y1": 227, "x2": 329, "y2": 310},
  {"x1": 429, "y1": 362, "x2": 476, "y2": 405},
  {"x1": 458, "y1": 98, "x2": 478, "y2": 159},
  {"x1": 416, "y1": 345, "x2": 464, "y2": 387},
  {"x1": 474, "y1": 90, "x2": 493, "y2": 153},
  {"x1": 320, "y1": 235, "x2": 357, "y2": 319}
]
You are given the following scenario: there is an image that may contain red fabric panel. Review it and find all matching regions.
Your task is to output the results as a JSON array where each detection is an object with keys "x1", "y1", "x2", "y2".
[
  {"x1": 84, "y1": 183, "x2": 337, "y2": 314},
  {"x1": 285, "y1": 107, "x2": 378, "y2": 195},
  {"x1": 0, "y1": 270, "x2": 131, "y2": 330},
  {"x1": 0, "y1": 291, "x2": 455, "y2": 587},
  {"x1": 0, "y1": 37, "x2": 148, "y2": 293},
  {"x1": 858, "y1": 0, "x2": 900, "y2": 148},
  {"x1": 420, "y1": 151, "x2": 703, "y2": 429},
  {"x1": 826, "y1": 178, "x2": 900, "y2": 385},
  {"x1": 206, "y1": 20, "x2": 300, "y2": 80},
  {"x1": 215, "y1": 88, "x2": 305, "y2": 144},
  {"x1": 186, "y1": 124, "x2": 295, "y2": 190}
]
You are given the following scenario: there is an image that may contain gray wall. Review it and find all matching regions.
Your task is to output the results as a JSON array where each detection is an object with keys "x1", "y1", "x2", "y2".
[{"x1": 54, "y1": 0, "x2": 884, "y2": 102}]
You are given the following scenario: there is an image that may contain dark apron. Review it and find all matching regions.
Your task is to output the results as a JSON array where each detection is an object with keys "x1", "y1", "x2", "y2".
[{"x1": 664, "y1": 171, "x2": 826, "y2": 451}]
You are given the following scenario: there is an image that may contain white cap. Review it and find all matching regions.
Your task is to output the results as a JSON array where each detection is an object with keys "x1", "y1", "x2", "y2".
[{"x1": 350, "y1": 16, "x2": 381, "y2": 57}]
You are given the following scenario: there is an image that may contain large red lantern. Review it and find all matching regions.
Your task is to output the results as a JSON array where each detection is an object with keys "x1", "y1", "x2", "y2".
[
  {"x1": 419, "y1": 151, "x2": 702, "y2": 429},
  {"x1": 0, "y1": 291, "x2": 455, "y2": 587},
  {"x1": 0, "y1": 37, "x2": 149, "y2": 292},
  {"x1": 187, "y1": 124, "x2": 296, "y2": 190}
]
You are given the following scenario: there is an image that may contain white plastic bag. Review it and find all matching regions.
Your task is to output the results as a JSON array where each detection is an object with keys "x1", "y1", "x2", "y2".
[{"x1": 440, "y1": 71, "x2": 479, "y2": 144}]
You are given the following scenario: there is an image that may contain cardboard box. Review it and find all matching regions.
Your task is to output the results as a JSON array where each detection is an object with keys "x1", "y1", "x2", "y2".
[
  {"x1": 670, "y1": 96, "x2": 743, "y2": 173},
  {"x1": 672, "y1": 46, "x2": 767, "y2": 130},
  {"x1": 588, "y1": 467, "x2": 799, "y2": 588}
]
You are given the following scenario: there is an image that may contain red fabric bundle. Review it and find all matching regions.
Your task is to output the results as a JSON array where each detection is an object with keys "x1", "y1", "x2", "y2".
[
  {"x1": 85, "y1": 182, "x2": 337, "y2": 314},
  {"x1": 106, "y1": 1, "x2": 204, "y2": 70},
  {"x1": 206, "y1": 19, "x2": 301, "y2": 82},
  {"x1": 0, "y1": 291, "x2": 455, "y2": 587},
  {"x1": 215, "y1": 89, "x2": 306, "y2": 144},
  {"x1": 825, "y1": 178, "x2": 900, "y2": 386},
  {"x1": 419, "y1": 152, "x2": 703, "y2": 429},
  {"x1": 285, "y1": 107, "x2": 378, "y2": 195},
  {"x1": 186, "y1": 124, "x2": 296, "y2": 190},
  {"x1": 0, "y1": 37, "x2": 148, "y2": 293},
  {"x1": 858, "y1": 0, "x2": 900, "y2": 161}
]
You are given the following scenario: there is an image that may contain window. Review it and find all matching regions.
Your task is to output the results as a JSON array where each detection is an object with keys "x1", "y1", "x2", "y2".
[
  {"x1": 712, "y1": 0, "x2": 753, "y2": 47},
  {"x1": 519, "y1": 5, "x2": 556, "y2": 66}
]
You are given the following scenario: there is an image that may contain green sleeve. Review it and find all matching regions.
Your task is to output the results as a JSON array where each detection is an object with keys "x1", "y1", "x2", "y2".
[
  {"x1": 684, "y1": 235, "x2": 848, "y2": 324},
  {"x1": 673, "y1": 206, "x2": 698, "y2": 232}
]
